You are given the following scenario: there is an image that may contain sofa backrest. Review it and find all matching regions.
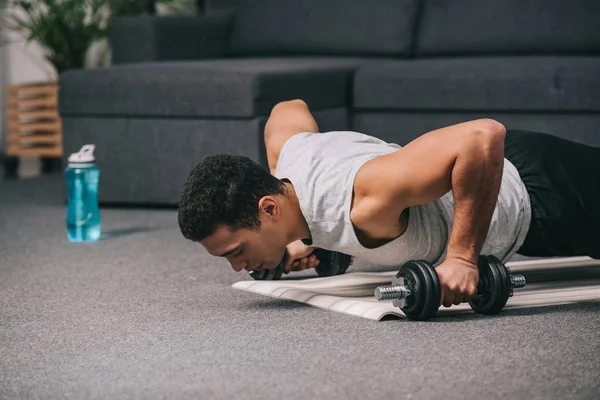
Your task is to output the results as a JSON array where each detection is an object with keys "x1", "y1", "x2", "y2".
[
  {"x1": 416, "y1": 0, "x2": 600, "y2": 56},
  {"x1": 227, "y1": 0, "x2": 421, "y2": 57}
]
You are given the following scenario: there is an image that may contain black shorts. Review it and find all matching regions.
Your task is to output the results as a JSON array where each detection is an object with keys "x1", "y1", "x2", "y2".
[{"x1": 503, "y1": 130, "x2": 600, "y2": 259}]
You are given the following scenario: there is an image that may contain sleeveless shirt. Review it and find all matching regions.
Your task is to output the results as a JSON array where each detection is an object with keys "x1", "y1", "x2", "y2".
[{"x1": 274, "y1": 131, "x2": 531, "y2": 266}]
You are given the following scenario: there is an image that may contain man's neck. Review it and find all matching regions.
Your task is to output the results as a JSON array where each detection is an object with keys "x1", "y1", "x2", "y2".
[{"x1": 282, "y1": 181, "x2": 312, "y2": 244}]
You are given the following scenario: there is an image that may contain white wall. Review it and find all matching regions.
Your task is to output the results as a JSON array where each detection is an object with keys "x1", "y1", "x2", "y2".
[{"x1": 6, "y1": 39, "x2": 55, "y2": 85}]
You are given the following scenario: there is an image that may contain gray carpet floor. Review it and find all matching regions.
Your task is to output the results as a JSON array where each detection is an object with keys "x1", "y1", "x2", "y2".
[{"x1": 1, "y1": 174, "x2": 599, "y2": 400}]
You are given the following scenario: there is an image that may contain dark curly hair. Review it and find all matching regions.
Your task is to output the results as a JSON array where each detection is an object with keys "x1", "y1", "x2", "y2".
[{"x1": 178, "y1": 154, "x2": 287, "y2": 242}]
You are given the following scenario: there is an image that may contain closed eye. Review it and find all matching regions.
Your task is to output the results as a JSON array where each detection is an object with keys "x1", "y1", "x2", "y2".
[{"x1": 234, "y1": 246, "x2": 243, "y2": 257}]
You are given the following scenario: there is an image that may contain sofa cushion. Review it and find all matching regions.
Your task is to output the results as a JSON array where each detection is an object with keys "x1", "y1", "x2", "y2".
[
  {"x1": 109, "y1": 14, "x2": 234, "y2": 64},
  {"x1": 59, "y1": 58, "x2": 362, "y2": 118},
  {"x1": 228, "y1": 0, "x2": 420, "y2": 57},
  {"x1": 416, "y1": 0, "x2": 600, "y2": 56},
  {"x1": 353, "y1": 57, "x2": 600, "y2": 111},
  {"x1": 354, "y1": 112, "x2": 600, "y2": 149}
]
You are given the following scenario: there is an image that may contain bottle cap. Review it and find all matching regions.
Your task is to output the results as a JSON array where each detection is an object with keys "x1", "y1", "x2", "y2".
[{"x1": 68, "y1": 144, "x2": 96, "y2": 164}]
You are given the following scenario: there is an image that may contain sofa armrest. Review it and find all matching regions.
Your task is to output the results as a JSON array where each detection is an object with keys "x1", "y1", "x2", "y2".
[{"x1": 109, "y1": 13, "x2": 234, "y2": 64}]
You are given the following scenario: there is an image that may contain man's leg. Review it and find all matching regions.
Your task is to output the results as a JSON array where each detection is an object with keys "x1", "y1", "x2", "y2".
[{"x1": 504, "y1": 130, "x2": 600, "y2": 258}]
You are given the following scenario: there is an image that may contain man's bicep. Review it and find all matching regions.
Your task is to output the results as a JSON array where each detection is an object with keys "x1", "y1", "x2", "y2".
[
  {"x1": 367, "y1": 145, "x2": 455, "y2": 208},
  {"x1": 264, "y1": 100, "x2": 319, "y2": 172}
]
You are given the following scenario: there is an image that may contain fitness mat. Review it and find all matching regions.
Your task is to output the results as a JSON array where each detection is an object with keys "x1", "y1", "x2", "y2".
[{"x1": 232, "y1": 257, "x2": 600, "y2": 321}]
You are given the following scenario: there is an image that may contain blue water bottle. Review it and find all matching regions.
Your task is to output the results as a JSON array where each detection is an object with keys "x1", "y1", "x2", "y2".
[{"x1": 65, "y1": 144, "x2": 101, "y2": 242}]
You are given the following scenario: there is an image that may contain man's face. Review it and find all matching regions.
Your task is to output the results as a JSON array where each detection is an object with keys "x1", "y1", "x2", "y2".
[{"x1": 201, "y1": 216, "x2": 288, "y2": 273}]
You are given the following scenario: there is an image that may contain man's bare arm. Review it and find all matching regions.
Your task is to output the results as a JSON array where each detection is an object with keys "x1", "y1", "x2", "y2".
[
  {"x1": 264, "y1": 99, "x2": 319, "y2": 174},
  {"x1": 264, "y1": 100, "x2": 320, "y2": 271},
  {"x1": 353, "y1": 119, "x2": 506, "y2": 265}
]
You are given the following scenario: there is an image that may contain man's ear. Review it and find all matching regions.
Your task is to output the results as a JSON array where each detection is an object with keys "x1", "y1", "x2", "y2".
[{"x1": 258, "y1": 196, "x2": 280, "y2": 219}]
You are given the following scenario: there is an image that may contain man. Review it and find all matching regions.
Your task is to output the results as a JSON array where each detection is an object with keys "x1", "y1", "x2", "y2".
[{"x1": 178, "y1": 99, "x2": 600, "y2": 308}]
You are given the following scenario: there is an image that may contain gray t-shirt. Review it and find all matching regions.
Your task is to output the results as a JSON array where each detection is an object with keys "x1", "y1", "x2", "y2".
[{"x1": 274, "y1": 131, "x2": 531, "y2": 266}]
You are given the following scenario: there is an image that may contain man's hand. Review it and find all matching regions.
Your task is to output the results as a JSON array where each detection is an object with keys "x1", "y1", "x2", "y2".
[
  {"x1": 435, "y1": 257, "x2": 479, "y2": 307},
  {"x1": 283, "y1": 240, "x2": 320, "y2": 274}
]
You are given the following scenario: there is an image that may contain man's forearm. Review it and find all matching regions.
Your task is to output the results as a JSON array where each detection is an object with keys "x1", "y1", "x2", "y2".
[
  {"x1": 445, "y1": 131, "x2": 506, "y2": 266},
  {"x1": 263, "y1": 99, "x2": 319, "y2": 177}
]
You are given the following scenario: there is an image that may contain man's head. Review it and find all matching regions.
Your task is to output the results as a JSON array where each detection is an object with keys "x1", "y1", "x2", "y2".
[{"x1": 178, "y1": 154, "x2": 291, "y2": 272}]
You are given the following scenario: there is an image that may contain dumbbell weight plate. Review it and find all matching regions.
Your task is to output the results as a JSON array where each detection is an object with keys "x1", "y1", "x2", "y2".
[
  {"x1": 398, "y1": 260, "x2": 441, "y2": 321},
  {"x1": 469, "y1": 254, "x2": 510, "y2": 315},
  {"x1": 249, "y1": 261, "x2": 284, "y2": 280},
  {"x1": 250, "y1": 249, "x2": 352, "y2": 281},
  {"x1": 313, "y1": 249, "x2": 353, "y2": 277}
]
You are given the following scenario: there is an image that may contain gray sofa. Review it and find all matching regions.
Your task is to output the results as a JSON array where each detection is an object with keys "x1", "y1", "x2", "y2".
[{"x1": 58, "y1": 0, "x2": 600, "y2": 206}]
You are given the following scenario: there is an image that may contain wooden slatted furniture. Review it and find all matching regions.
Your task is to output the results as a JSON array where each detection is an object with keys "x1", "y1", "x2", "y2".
[{"x1": 3, "y1": 82, "x2": 62, "y2": 176}]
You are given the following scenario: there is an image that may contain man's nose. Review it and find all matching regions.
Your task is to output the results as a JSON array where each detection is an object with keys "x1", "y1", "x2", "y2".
[{"x1": 231, "y1": 260, "x2": 248, "y2": 272}]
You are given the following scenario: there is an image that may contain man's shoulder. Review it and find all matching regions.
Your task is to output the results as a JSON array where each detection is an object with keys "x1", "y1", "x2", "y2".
[
  {"x1": 274, "y1": 132, "x2": 315, "y2": 176},
  {"x1": 281, "y1": 131, "x2": 394, "y2": 156},
  {"x1": 279, "y1": 130, "x2": 397, "y2": 167}
]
